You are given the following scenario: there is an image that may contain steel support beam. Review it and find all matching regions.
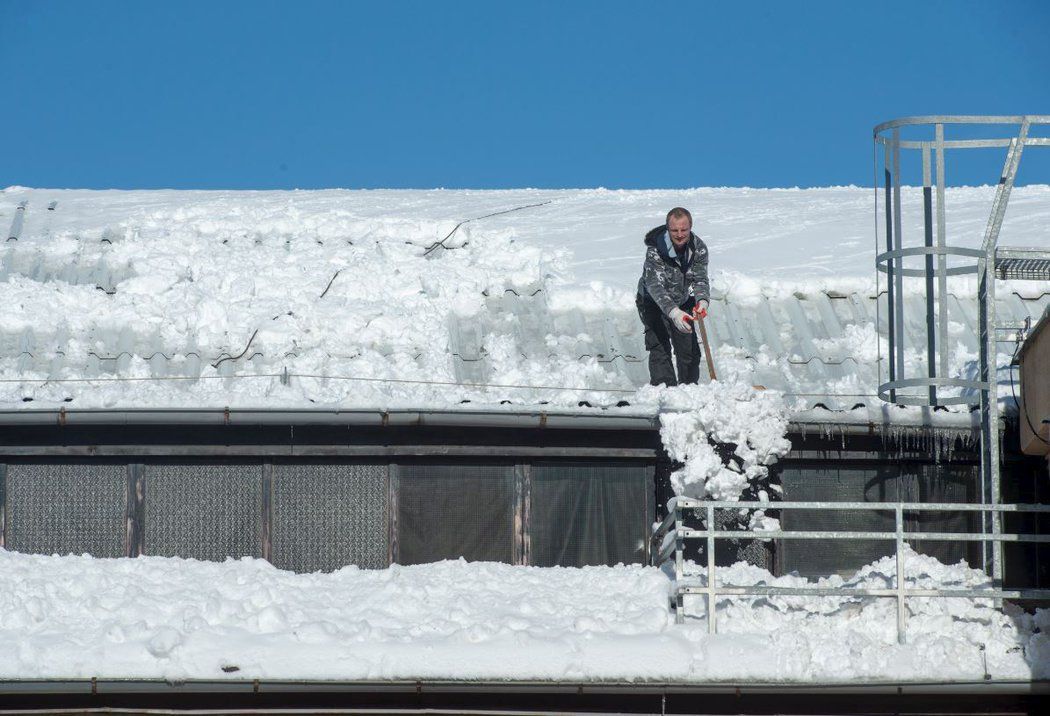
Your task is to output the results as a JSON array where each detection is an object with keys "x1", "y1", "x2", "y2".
[
  {"x1": 935, "y1": 124, "x2": 949, "y2": 384},
  {"x1": 891, "y1": 129, "x2": 906, "y2": 390},
  {"x1": 922, "y1": 145, "x2": 936, "y2": 405},
  {"x1": 978, "y1": 119, "x2": 1030, "y2": 586}
]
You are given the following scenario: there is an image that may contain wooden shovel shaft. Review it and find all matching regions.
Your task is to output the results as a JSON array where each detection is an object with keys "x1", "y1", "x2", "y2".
[{"x1": 696, "y1": 314, "x2": 717, "y2": 381}]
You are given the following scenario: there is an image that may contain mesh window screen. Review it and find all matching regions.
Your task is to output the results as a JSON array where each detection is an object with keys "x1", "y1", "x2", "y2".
[
  {"x1": 6, "y1": 463, "x2": 126, "y2": 557},
  {"x1": 712, "y1": 507, "x2": 774, "y2": 571},
  {"x1": 143, "y1": 464, "x2": 262, "y2": 562},
  {"x1": 900, "y1": 463, "x2": 980, "y2": 567},
  {"x1": 396, "y1": 463, "x2": 514, "y2": 565},
  {"x1": 530, "y1": 463, "x2": 649, "y2": 567},
  {"x1": 271, "y1": 463, "x2": 388, "y2": 573},
  {"x1": 780, "y1": 462, "x2": 980, "y2": 578},
  {"x1": 780, "y1": 464, "x2": 897, "y2": 577}
]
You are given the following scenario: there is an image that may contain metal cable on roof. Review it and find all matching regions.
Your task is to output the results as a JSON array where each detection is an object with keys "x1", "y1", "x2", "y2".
[
  {"x1": 1008, "y1": 343, "x2": 1050, "y2": 446},
  {"x1": 0, "y1": 371, "x2": 876, "y2": 399},
  {"x1": 422, "y1": 199, "x2": 554, "y2": 256}
]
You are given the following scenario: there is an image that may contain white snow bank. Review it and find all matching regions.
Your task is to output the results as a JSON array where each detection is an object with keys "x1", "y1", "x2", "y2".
[
  {"x1": 0, "y1": 547, "x2": 1045, "y2": 683},
  {"x1": 682, "y1": 546, "x2": 1050, "y2": 682}
]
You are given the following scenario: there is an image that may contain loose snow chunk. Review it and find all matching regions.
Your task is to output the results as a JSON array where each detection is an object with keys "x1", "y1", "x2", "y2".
[{"x1": 638, "y1": 382, "x2": 791, "y2": 501}]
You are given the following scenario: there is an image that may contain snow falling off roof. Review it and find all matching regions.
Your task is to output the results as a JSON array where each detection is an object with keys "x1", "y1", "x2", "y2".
[{"x1": 1, "y1": 187, "x2": 1048, "y2": 417}]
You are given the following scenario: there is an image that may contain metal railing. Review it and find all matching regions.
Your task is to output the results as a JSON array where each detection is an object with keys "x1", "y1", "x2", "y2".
[
  {"x1": 872, "y1": 115, "x2": 1050, "y2": 591},
  {"x1": 650, "y1": 497, "x2": 1050, "y2": 644}
]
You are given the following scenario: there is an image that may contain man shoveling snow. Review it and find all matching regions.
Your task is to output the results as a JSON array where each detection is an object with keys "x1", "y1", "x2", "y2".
[{"x1": 636, "y1": 207, "x2": 711, "y2": 386}]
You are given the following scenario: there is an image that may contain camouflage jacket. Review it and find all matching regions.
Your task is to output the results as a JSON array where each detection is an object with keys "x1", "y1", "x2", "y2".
[{"x1": 636, "y1": 224, "x2": 709, "y2": 315}]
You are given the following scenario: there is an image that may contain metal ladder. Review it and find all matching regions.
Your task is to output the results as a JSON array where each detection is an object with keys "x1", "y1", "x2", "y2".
[{"x1": 874, "y1": 115, "x2": 1050, "y2": 588}]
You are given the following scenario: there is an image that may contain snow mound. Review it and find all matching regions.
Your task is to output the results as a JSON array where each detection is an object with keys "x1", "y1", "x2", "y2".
[
  {"x1": 680, "y1": 546, "x2": 1050, "y2": 682},
  {"x1": 0, "y1": 547, "x2": 1046, "y2": 683}
]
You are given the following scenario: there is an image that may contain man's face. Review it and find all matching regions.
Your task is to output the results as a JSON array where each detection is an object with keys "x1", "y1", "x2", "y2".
[{"x1": 668, "y1": 215, "x2": 692, "y2": 249}]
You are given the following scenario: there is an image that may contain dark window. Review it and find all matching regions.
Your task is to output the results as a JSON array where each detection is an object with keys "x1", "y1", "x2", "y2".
[
  {"x1": 530, "y1": 462, "x2": 652, "y2": 568},
  {"x1": 395, "y1": 463, "x2": 514, "y2": 565},
  {"x1": 779, "y1": 462, "x2": 979, "y2": 577}
]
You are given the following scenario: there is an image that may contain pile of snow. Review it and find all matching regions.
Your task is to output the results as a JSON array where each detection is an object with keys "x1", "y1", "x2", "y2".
[
  {"x1": 0, "y1": 547, "x2": 1045, "y2": 683},
  {"x1": 641, "y1": 382, "x2": 791, "y2": 504},
  {"x1": 680, "y1": 546, "x2": 1050, "y2": 682}
]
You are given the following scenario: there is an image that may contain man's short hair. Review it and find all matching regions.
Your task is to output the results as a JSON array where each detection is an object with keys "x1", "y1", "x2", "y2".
[{"x1": 666, "y1": 207, "x2": 692, "y2": 226}]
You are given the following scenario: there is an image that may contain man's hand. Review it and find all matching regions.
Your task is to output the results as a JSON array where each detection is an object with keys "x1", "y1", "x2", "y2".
[
  {"x1": 693, "y1": 299, "x2": 710, "y2": 321},
  {"x1": 668, "y1": 307, "x2": 693, "y2": 333}
]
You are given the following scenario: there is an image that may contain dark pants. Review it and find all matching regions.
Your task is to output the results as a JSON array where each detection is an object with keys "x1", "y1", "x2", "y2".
[{"x1": 636, "y1": 295, "x2": 701, "y2": 386}]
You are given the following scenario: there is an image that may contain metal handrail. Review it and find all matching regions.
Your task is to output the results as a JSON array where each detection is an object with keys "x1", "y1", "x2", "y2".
[
  {"x1": 874, "y1": 115, "x2": 1050, "y2": 133},
  {"x1": 650, "y1": 498, "x2": 1050, "y2": 644}
]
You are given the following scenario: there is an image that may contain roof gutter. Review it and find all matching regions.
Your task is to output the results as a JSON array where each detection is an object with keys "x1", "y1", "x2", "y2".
[
  {"x1": 0, "y1": 407, "x2": 660, "y2": 430},
  {"x1": 0, "y1": 408, "x2": 978, "y2": 437},
  {"x1": 0, "y1": 677, "x2": 1046, "y2": 696}
]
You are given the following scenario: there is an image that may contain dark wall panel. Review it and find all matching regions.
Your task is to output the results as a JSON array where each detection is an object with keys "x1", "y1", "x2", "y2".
[
  {"x1": 396, "y1": 463, "x2": 514, "y2": 565},
  {"x1": 530, "y1": 463, "x2": 650, "y2": 567},
  {"x1": 143, "y1": 464, "x2": 262, "y2": 562},
  {"x1": 779, "y1": 462, "x2": 979, "y2": 578},
  {"x1": 6, "y1": 463, "x2": 125, "y2": 557},
  {"x1": 780, "y1": 465, "x2": 897, "y2": 577},
  {"x1": 271, "y1": 463, "x2": 388, "y2": 573}
]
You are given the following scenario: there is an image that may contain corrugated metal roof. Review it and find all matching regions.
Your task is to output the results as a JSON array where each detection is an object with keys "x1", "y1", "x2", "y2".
[{"x1": 2, "y1": 199, "x2": 1047, "y2": 420}]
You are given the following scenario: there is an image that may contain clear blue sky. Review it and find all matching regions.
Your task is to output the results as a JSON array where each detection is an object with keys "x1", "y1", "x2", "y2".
[{"x1": 2, "y1": 0, "x2": 1048, "y2": 189}]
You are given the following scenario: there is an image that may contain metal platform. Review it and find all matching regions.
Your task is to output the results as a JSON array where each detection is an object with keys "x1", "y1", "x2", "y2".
[{"x1": 997, "y1": 247, "x2": 1050, "y2": 281}]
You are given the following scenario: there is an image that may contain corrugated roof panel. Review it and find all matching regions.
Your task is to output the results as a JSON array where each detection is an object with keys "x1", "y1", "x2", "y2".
[
  {"x1": 701, "y1": 307, "x2": 723, "y2": 353},
  {"x1": 448, "y1": 313, "x2": 484, "y2": 362},
  {"x1": 813, "y1": 293, "x2": 845, "y2": 340},
  {"x1": 721, "y1": 302, "x2": 751, "y2": 351},
  {"x1": 754, "y1": 301, "x2": 786, "y2": 356},
  {"x1": 847, "y1": 293, "x2": 872, "y2": 325},
  {"x1": 782, "y1": 297, "x2": 820, "y2": 359},
  {"x1": 597, "y1": 313, "x2": 632, "y2": 363}
]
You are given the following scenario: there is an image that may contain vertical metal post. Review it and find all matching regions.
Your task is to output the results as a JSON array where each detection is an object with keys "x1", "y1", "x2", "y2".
[
  {"x1": 883, "y1": 142, "x2": 896, "y2": 402},
  {"x1": 934, "y1": 125, "x2": 949, "y2": 383},
  {"x1": 978, "y1": 257, "x2": 993, "y2": 575},
  {"x1": 644, "y1": 465, "x2": 656, "y2": 565},
  {"x1": 891, "y1": 129, "x2": 906, "y2": 388},
  {"x1": 260, "y1": 463, "x2": 273, "y2": 563},
  {"x1": 673, "y1": 502, "x2": 685, "y2": 624},
  {"x1": 706, "y1": 504, "x2": 717, "y2": 635},
  {"x1": 895, "y1": 505, "x2": 907, "y2": 645},
  {"x1": 922, "y1": 144, "x2": 937, "y2": 404}
]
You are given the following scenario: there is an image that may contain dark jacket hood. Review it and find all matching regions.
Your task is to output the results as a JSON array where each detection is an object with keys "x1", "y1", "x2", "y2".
[{"x1": 644, "y1": 224, "x2": 698, "y2": 263}]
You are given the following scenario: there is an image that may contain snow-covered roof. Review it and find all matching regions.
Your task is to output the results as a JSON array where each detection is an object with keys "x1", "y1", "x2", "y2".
[{"x1": 2, "y1": 186, "x2": 1047, "y2": 424}]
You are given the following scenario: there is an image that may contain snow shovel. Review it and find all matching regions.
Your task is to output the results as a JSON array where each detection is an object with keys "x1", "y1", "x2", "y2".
[{"x1": 686, "y1": 306, "x2": 717, "y2": 382}]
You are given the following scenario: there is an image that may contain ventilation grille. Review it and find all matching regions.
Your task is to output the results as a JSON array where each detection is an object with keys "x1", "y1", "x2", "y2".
[
  {"x1": 144, "y1": 464, "x2": 262, "y2": 562},
  {"x1": 6, "y1": 463, "x2": 126, "y2": 558},
  {"x1": 272, "y1": 463, "x2": 388, "y2": 573}
]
